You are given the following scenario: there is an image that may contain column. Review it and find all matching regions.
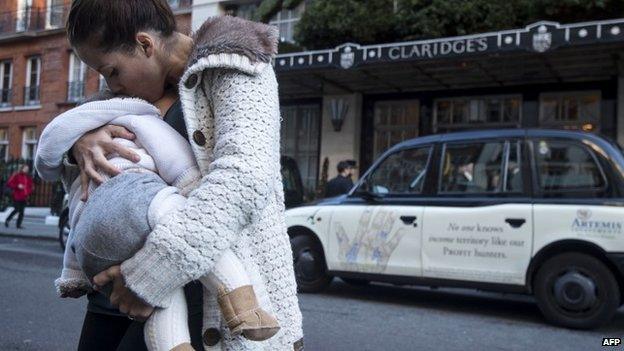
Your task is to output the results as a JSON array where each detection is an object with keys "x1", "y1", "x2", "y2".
[{"x1": 318, "y1": 93, "x2": 362, "y2": 181}]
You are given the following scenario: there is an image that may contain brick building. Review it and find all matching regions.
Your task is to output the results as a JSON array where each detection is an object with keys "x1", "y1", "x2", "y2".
[{"x1": 0, "y1": 0, "x2": 192, "y2": 161}]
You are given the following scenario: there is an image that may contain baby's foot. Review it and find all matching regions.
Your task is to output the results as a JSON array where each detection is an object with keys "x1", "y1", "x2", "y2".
[{"x1": 217, "y1": 285, "x2": 280, "y2": 341}]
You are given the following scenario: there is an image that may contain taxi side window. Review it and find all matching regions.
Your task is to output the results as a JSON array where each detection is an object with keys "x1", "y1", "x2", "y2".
[
  {"x1": 367, "y1": 147, "x2": 432, "y2": 195},
  {"x1": 534, "y1": 139, "x2": 606, "y2": 191},
  {"x1": 439, "y1": 141, "x2": 522, "y2": 194}
]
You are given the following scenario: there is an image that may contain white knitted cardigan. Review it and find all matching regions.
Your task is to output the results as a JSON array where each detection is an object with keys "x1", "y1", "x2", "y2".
[{"x1": 119, "y1": 17, "x2": 303, "y2": 350}]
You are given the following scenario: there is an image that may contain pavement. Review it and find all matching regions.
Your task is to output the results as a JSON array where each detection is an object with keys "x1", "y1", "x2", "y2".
[
  {"x1": 1, "y1": 236, "x2": 623, "y2": 351},
  {"x1": 0, "y1": 207, "x2": 58, "y2": 241}
]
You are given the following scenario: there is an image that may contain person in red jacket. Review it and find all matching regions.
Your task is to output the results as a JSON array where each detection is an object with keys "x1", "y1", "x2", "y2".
[{"x1": 5, "y1": 165, "x2": 34, "y2": 229}]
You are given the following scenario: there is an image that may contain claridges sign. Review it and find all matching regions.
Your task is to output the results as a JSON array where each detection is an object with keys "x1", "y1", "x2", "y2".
[
  {"x1": 275, "y1": 19, "x2": 624, "y2": 71},
  {"x1": 387, "y1": 38, "x2": 489, "y2": 60}
]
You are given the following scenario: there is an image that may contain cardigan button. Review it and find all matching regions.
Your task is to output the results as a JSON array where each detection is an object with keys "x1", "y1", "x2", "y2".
[
  {"x1": 203, "y1": 328, "x2": 221, "y2": 346},
  {"x1": 185, "y1": 74, "x2": 199, "y2": 89},
  {"x1": 193, "y1": 130, "x2": 207, "y2": 146}
]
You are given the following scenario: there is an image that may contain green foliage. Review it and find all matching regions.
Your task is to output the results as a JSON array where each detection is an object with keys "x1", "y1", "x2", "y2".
[
  {"x1": 396, "y1": 0, "x2": 523, "y2": 40},
  {"x1": 521, "y1": 0, "x2": 624, "y2": 24},
  {"x1": 294, "y1": 0, "x2": 399, "y2": 50},
  {"x1": 294, "y1": 0, "x2": 624, "y2": 49},
  {"x1": 254, "y1": 0, "x2": 283, "y2": 23},
  {"x1": 254, "y1": 0, "x2": 305, "y2": 23}
]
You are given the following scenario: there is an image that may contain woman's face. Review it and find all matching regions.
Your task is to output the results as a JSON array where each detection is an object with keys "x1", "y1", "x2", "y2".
[{"x1": 75, "y1": 38, "x2": 167, "y2": 103}]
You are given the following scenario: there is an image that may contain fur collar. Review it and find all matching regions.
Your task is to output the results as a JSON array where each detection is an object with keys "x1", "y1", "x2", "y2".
[{"x1": 188, "y1": 16, "x2": 279, "y2": 68}]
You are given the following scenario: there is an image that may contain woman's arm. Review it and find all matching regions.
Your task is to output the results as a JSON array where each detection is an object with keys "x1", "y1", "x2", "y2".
[
  {"x1": 35, "y1": 105, "x2": 139, "y2": 183},
  {"x1": 118, "y1": 67, "x2": 279, "y2": 307}
]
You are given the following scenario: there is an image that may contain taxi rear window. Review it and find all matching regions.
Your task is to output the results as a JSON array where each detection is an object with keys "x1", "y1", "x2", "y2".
[{"x1": 534, "y1": 139, "x2": 606, "y2": 192}]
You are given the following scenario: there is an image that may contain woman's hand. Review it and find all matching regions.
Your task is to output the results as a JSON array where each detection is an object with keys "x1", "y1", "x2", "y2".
[
  {"x1": 72, "y1": 125, "x2": 140, "y2": 200},
  {"x1": 93, "y1": 265, "x2": 154, "y2": 321}
]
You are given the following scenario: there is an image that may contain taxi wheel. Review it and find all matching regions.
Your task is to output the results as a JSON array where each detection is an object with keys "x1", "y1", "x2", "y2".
[
  {"x1": 291, "y1": 235, "x2": 332, "y2": 293},
  {"x1": 534, "y1": 252, "x2": 620, "y2": 329}
]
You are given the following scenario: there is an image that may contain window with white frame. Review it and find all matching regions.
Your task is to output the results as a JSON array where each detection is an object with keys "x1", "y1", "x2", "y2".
[
  {"x1": 24, "y1": 56, "x2": 41, "y2": 106},
  {"x1": 229, "y1": 3, "x2": 257, "y2": 20},
  {"x1": 0, "y1": 129, "x2": 9, "y2": 161},
  {"x1": 539, "y1": 91, "x2": 601, "y2": 132},
  {"x1": 15, "y1": 0, "x2": 33, "y2": 32},
  {"x1": 167, "y1": 0, "x2": 180, "y2": 9},
  {"x1": 269, "y1": 3, "x2": 304, "y2": 43},
  {"x1": 434, "y1": 95, "x2": 521, "y2": 132},
  {"x1": 46, "y1": 0, "x2": 65, "y2": 29},
  {"x1": 68, "y1": 52, "x2": 87, "y2": 102},
  {"x1": 21, "y1": 127, "x2": 37, "y2": 160},
  {"x1": 0, "y1": 61, "x2": 12, "y2": 107},
  {"x1": 99, "y1": 74, "x2": 108, "y2": 92}
]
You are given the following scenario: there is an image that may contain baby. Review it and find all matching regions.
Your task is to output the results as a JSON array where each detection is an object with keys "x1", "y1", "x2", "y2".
[{"x1": 35, "y1": 91, "x2": 279, "y2": 351}]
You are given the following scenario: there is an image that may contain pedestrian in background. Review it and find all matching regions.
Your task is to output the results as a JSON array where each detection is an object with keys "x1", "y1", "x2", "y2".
[
  {"x1": 5, "y1": 164, "x2": 34, "y2": 229},
  {"x1": 325, "y1": 160, "x2": 356, "y2": 197}
]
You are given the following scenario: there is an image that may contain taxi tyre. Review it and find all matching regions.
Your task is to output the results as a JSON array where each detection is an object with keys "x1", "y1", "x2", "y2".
[
  {"x1": 291, "y1": 234, "x2": 333, "y2": 293},
  {"x1": 534, "y1": 252, "x2": 620, "y2": 329}
]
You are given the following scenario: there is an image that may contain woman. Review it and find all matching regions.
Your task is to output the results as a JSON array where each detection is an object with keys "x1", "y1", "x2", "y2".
[
  {"x1": 63, "y1": 1, "x2": 303, "y2": 350},
  {"x1": 5, "y1": 164, "x2": 34, "y2": 229}
]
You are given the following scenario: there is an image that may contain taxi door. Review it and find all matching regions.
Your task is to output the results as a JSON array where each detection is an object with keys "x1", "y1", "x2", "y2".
[
  {"x1": 328, "y1": 145, "x2": 432, "y2": 276},
  {"x1": 422, "y1": 138, "x2": 533, "y2": 285}
]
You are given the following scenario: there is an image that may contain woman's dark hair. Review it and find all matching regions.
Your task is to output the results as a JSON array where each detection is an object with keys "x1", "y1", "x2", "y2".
[{"x1": 67, "y1": 0, "x2": 177, "y2": 52}]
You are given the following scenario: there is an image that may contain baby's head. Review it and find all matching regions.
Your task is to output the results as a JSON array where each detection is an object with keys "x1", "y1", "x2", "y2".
[
  {"x1": 80, "y1": 89, "x2": 122, "y2": 105},
  {"x1": 81, "y1": 89, "x2": 174, "y2": 116}
]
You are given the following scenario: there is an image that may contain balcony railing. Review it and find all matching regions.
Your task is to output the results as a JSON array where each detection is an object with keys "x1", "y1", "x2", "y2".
[
  {"x1": 168, "y1": 0, "x2": 193, "y2": 11},
  {"x1": 0, "y1": 88, "x2": 11, "y2": 107},
  {"x1": 0, "y1": 4, "x2": 69, "y2": 37},
  {"x1": 24, "y1": 86, "x2": 40, "y2": 106},
  {"x1": 67, "y1": 81, "x2": 85, "y2": 103},
  {"x1": 1, "y1": 2, "x2": 191, "y2": 37}
]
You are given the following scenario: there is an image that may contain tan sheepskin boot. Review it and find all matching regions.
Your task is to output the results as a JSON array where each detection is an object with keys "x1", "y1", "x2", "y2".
[
  {"x1": 217, "y1": 285, "x2": 280, "y2": 341},
  {"x1": 170, "y1": 342, "x2": 194, "y2": 351}
]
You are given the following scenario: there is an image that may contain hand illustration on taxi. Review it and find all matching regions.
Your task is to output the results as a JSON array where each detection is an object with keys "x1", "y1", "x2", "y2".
[{"x1": 335, "y1": 209, "x2": 407, "y2": 272}]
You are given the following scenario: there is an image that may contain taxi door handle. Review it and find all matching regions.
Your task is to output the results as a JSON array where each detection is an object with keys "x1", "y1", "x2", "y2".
[
  {"x1": 400, "y1": 216, "x2": 417, "y2": 226},
  {"x1": 505, "y1": 218, "x2": 526, "y2": 228}
]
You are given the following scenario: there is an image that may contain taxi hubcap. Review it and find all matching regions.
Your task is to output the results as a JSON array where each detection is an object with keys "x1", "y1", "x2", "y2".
[
  {"x1": 553, "y1": 271, "x2": 597, "y2": 311},
  {"x1": 297, "y1": 249, "x2": 318, "y2": 281}
]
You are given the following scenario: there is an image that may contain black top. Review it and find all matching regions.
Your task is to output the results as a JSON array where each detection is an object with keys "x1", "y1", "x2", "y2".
[
  {"x1": 325, "y1": 175, "x2": 354, "y2": 198},
  {"x1": 87, "y1": 99, "x2": 203, "y2": 317}
]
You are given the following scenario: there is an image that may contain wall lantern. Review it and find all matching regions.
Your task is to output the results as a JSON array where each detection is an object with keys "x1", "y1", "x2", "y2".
[{"x1": 329, "y1": 98, "x2": 349, "y2": 132}]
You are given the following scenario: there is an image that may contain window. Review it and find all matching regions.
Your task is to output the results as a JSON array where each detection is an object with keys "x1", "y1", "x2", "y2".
[
  {"x1": 21, "y1": 127, "x2": 37, "y2": 160},
  {"x1": 99, "y1": 74, "x2": 108, "y2": 92},
  {"x1": 440, "y1": 141, "x2": 510, "y2": 194},
  {"x1": 167, "y1": 0, "x2": 180, "y2": 9},
  {"x1": 0, "y1": 129, "x2": 8, "y2": 161},
  {"x1": 234, "y1": 4, "x2": 257, "y2": 20},
  {"x1": 46, "y1": 0, "x2": 65, "y2": 29},
  {"x1": 280, "y1": 104, "x2": 320, "y2": 198},
  {"x1": 534, "y1": 139, "x2": 606, "y2": 192},
  {"x1": 24, "y1": 56, "x2": 40, "y2": 106},
  {"x1": 434, "y1": 95, "x2": 521, "y2": 132},
  {"x1": 269, "y1": 3, "x2": 304, "y2": 43},
  {"x1": 540, "y1": 91, "x2": 600, "y2": 131},
  {"x1": 366, "y1": 147, "x2": 431, "y2": 195},
  {"x1": 0, "y1": 61, "x2": 12, "y2": 107},
  {"x1": 373, "y1": 100, "x2": 420, "y2": 158},
  {"x1": 15, "y1": 0, "x2": 33, "y2": 32},
  {"x1": 505, "y1": 141, "x2": 523, "y2": 193},
  {"x1": 68, "y1": 52, "x2": 87, "y2": 102}
]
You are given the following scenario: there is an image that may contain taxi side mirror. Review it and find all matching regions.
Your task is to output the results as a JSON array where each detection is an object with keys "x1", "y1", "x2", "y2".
[{"x1": 353, "y1": 179, "x2": 383, "y2": 202}]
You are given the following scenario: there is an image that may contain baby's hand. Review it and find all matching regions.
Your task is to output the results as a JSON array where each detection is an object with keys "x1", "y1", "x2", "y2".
[
  {"x1": 55, "y1": 277, "x2": 92, "y2": 298},
  {"x1": 60, "y1": 287, "x2": 90, "y2": 299}
]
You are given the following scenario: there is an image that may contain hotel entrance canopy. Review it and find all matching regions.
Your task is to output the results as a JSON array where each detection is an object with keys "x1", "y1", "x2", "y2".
[{"x1": 275, "y1": 19, "x2": 624, "y2": 99}]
